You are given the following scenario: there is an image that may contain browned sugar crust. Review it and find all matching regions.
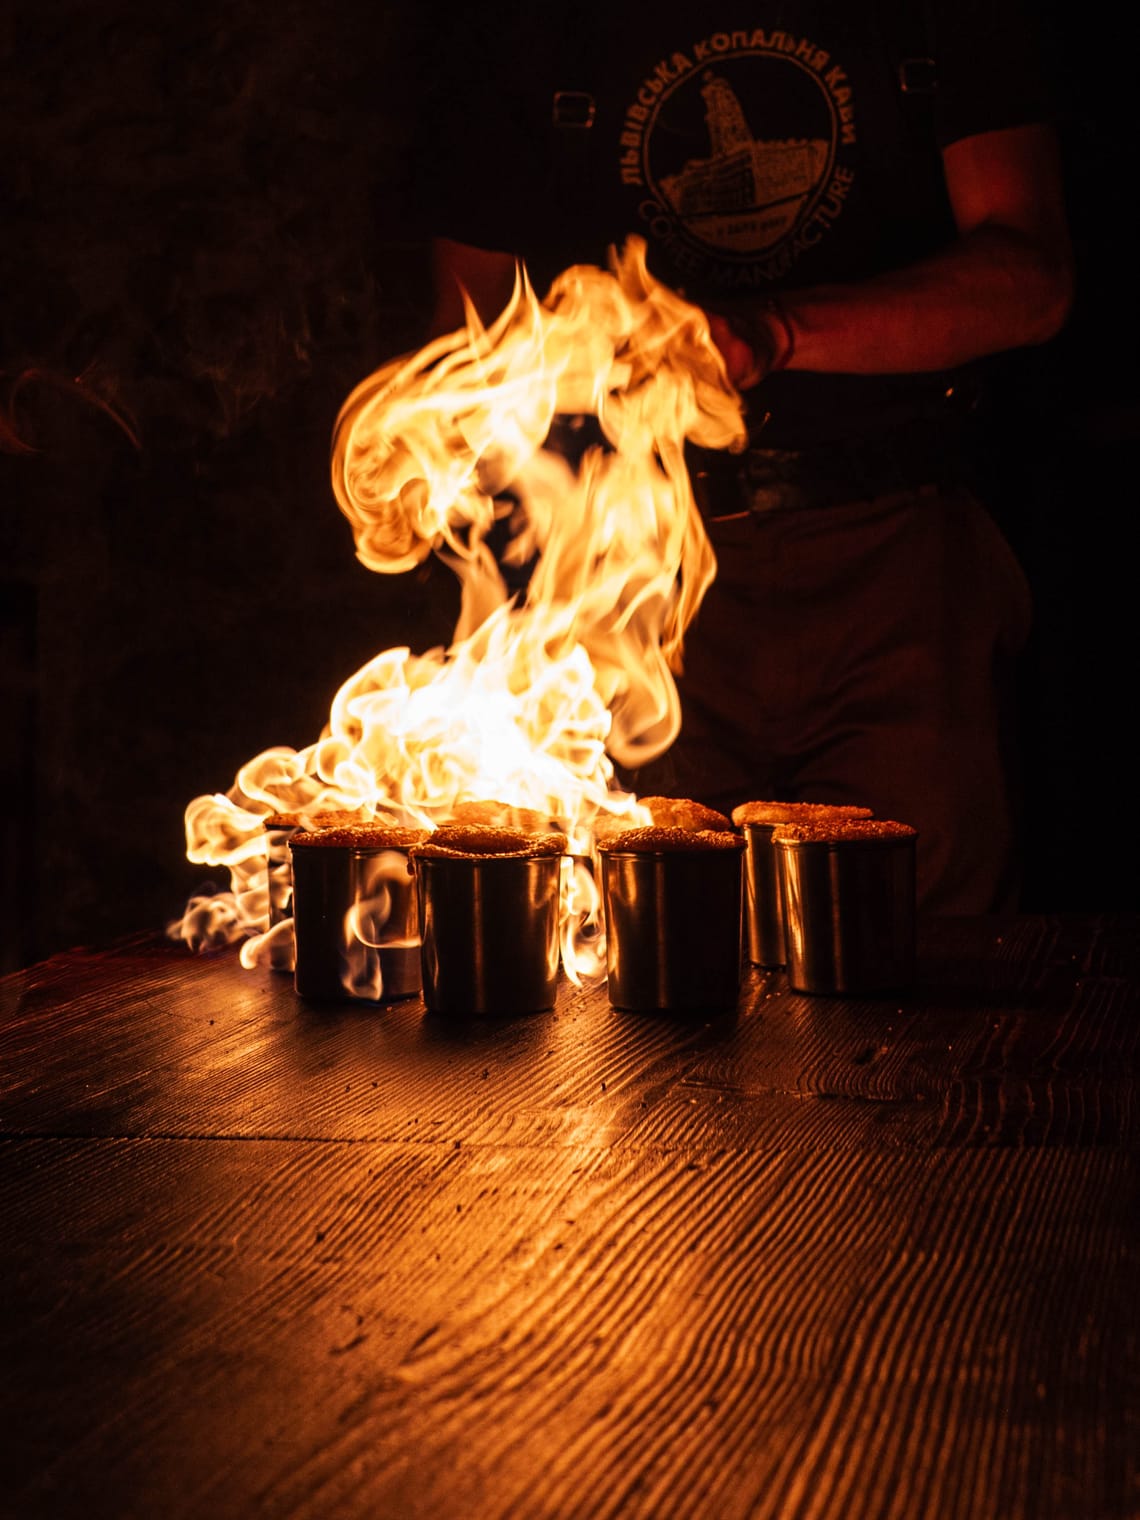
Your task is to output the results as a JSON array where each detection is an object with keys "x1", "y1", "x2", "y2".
[
  {"x1": 265, "y1": 807, "x2": 372, "y2": 831},
  {"x1": 637, "y1": 795, "x2": 734, "y2": 832},
  {"x1": 411, "y1": 824, "x2": 567, "y2": 861},
  {"x1": 290, "y1": 825, "x2": 429, "y2": 850},
  {"x1": 772, "y1": 819, "x2": 917, "y2": 844},
  {"x1": 597, "y1": 825, "x2": 745, "y2": 853},
  {"x1": 446, "y1": 800, "x2": 556, "y2": 832},
  {"x1": 732, "y1": 799, "x2": 873, "y2": 827},
  {"x1": 308, "y1": 808, "x2": 374, "y2": 828}
]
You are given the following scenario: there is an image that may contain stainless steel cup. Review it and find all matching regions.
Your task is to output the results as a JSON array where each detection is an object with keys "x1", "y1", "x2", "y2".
[
  {"x1": 600, "y1": 840, "x2": 745, "y2": 1012},
  {"x1": 414, "y1": 853, "x2": 563, "y2": 1015},
  {"x1": 776, "y1": 822, "x2": 917, "y2": 995},
  {"x1": 290, "y1": 840, "x2": 421, "y2": 1003},
  {"x1": 740, "y1": 821, "x2": 787, "y2": 967},
  {"x1": 735, "y1": 803, "x2": 874, "y2": 969}
]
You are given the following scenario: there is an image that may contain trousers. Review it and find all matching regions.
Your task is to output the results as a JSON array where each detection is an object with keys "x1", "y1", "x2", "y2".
[{"x1": 634, "y1": 482, "x2": 1033, "y2": 916}]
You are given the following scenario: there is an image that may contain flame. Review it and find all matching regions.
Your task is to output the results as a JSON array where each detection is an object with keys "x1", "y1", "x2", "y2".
[
  {"x1": 171, "y1": 237, "x2": 745, "y2": 982},
  {"x1": 340, "y1": 850, "x2": 417, "y2": 1000}
]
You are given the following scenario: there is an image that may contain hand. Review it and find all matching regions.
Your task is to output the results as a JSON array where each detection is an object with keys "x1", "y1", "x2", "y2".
[{"x1": 705, "y1": 299, "x2": 796, "y2": 390}]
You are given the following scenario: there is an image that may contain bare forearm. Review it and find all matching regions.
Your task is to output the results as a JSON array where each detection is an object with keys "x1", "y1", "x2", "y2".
[
  {"x1": 781, "y1": 223, "x2": 1074, "y2": 375},
  {"x1": 709, "y1": 125, "x2": 1075, "y2": 388}
]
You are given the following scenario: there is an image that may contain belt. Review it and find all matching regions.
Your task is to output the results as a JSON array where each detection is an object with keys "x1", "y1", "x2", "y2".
[{"x1": 690, "y1": 425, "x2": 967, "y2": 519}]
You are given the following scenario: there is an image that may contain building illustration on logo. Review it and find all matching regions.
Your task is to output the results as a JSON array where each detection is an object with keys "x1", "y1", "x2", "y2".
[{"x1": 658, "y1": 72, "x2": 830, "y2": 254}]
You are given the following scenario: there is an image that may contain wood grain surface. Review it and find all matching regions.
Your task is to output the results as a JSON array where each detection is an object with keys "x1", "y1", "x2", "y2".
[{"x1": 2, "y1": 917, "x2": 1138, "y2": 1520}]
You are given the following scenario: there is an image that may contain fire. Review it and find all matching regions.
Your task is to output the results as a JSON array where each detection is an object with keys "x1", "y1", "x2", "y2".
[{"x1": 172, "y1": 236, "x2": 746, "y2": 982}]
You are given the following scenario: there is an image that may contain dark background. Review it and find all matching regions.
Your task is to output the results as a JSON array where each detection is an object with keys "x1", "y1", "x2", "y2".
[{"x1": 2, "y1": 3, "x2": 1134, "y2": 973}]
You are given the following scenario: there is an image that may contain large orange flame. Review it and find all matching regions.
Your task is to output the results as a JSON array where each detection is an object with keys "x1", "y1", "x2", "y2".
[{"x1": 172, "y1": 237, "x2": 746, "y2": 981}]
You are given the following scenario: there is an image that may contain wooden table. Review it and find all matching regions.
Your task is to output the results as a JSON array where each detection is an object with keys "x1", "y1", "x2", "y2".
[{"x1": 2, "y1": 916, "x2": 1138, "y2": 1520}]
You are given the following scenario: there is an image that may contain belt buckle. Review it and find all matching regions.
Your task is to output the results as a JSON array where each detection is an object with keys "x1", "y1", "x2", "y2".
[
  {"x1": 745, "y1": 449, "x2": 806, "y2": 513},
  {"x1": 750, "y1": 484, "x2": 794, "y2": 513}
]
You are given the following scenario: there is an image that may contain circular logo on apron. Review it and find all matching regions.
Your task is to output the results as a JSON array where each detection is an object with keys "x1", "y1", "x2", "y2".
[{"x1": 618, "y1": 29, "x2": 856, "y2": 284}]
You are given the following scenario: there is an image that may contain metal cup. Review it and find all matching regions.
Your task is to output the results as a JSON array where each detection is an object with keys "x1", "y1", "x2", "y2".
[
  {"x1": 736, "y1": 804, "x2": 875, "y2": 968},
  {"x1": 414, "y1": 853, "x2": 563, "y2": 1015},
  {"x1": 777, "y1": 827, "x2": 916, "y2": 995},
  {"x1": 290, "y1": 842, "x2": 421, "y2": 1003},
  {"x1": 600, "y1": 842, "x2": 745, "y2": 1012},
  {"x1": 740, "y1": 821, "x2": 787, "y2": 967}
]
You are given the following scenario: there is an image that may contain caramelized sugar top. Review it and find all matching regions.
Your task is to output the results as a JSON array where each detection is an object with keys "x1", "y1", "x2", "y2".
[
  {"x1": 411, "y1": 823, "x2": 567, "y2": 861},
  {"x1": 732, "y1": 799, "x2": 873, "y2": 827},
  {"x1": 772, "y1": 818, "x2": 916, "y2": 844},
  {"x1": 290, "y1": 824, "x2": 429, "y2": 850},
  {"x1": 597, "y1": 825, "x2": 744, "y2": 853}
]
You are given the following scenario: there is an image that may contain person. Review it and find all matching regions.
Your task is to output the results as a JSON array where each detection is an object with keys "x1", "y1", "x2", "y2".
[{"x1": 412, "y1": 0, "x2": 1074, "y2": 914}]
